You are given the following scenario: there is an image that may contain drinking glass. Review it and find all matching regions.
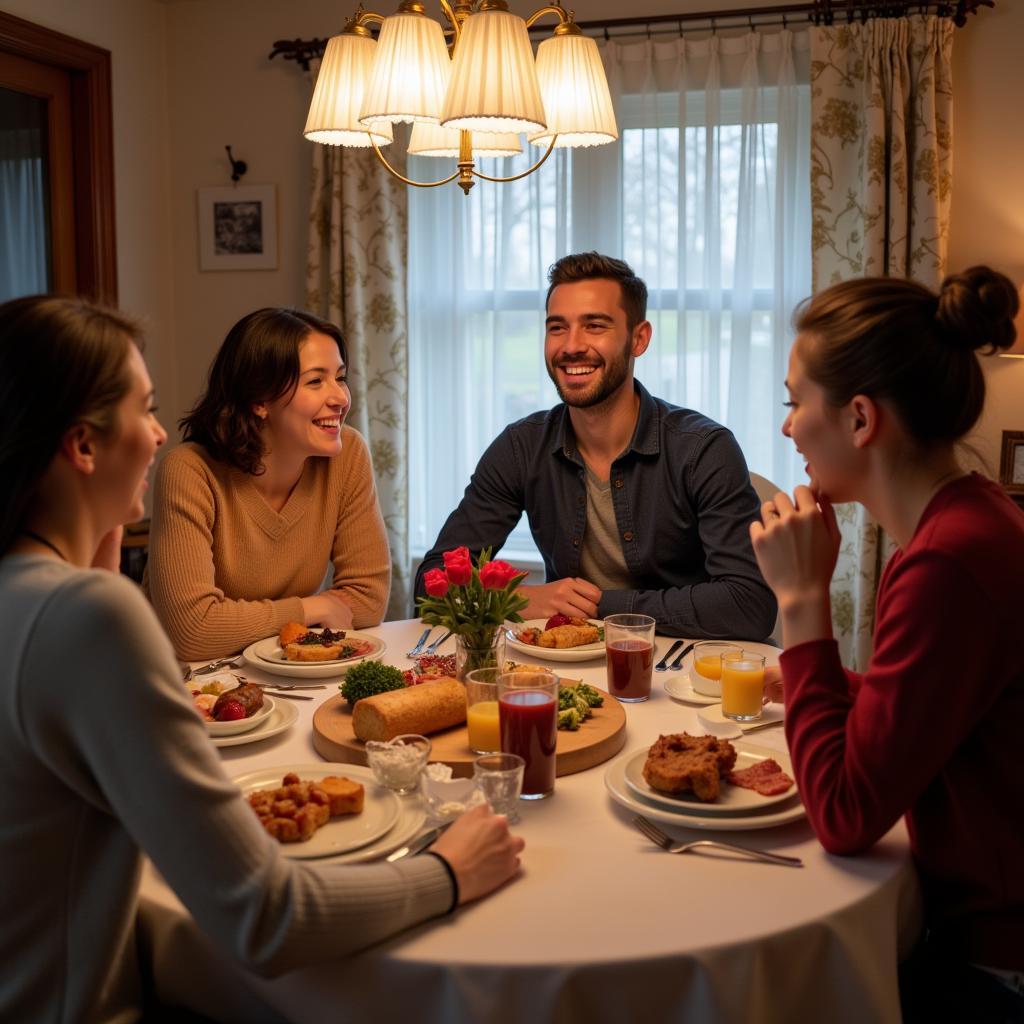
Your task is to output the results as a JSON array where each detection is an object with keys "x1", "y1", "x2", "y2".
[
  {"x1": 473, "y1": 753, "x2": 525, "y2": 823},
  {"x1": 497, "y1": 670, "x2": 558, "y2": 800},
  {"x1": 721, "y1": 653, "x2": 767, "y2": 721},
  {"x1": 690, "y1": 642, "x2": 743, "y2": 697},
  {"x1": 464, "y1": 667, "x2": 502, "y2": 755},
  {"x1": 604, "y1": 613, "x2": 656, "y2": 702}
]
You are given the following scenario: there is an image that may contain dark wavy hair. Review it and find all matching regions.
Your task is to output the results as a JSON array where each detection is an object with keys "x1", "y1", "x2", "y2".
[
  {"x1": 795, "y1": 266, "x2": 1019, "y2": 447},
  {"x1": 546, "y1": 252, "x2": 648, "y2": 330},
  {"x1": 0, "y1": 295, "x2": 143, "y2": 555},
  {"x1": 180, "y1": 308, "x2": 347, "y2": 475}
]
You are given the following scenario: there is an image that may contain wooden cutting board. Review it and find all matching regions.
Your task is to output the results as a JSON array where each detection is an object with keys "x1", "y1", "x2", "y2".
[{"x1": 312, "y1": 685, "x2": 628, "y2": 779}]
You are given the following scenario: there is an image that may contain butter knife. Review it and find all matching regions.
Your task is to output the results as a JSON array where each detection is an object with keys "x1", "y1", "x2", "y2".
[
  {"x1": 259, "y1": 689, "x2": 315, "y2": 701},
  {"x1": 655, "y1": 639, "x2": 685, "y2": 672},
  {"x1": 668, "y1": 641, "x2": 697, "y2": 673},
  {"x1": 386, "y1": 825, "x2": 444, "y2": 862}
]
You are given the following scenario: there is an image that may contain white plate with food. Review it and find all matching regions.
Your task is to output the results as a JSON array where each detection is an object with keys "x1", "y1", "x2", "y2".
[
  {"x1": 190, "y1": 674, "x2": 275, "y2": 734},
  {"x1": 663, "y1": 675, "x2": 720, "y2": 705},
  {"x1": 605, "y1": 748, "x2": 805, "y2": 832},
  {"x1": 622, "y1": 745, "x2": 796, "y2": 814},
  {"x1": 211, "y1": 699, "x2": 299, "y2": 748},
  {"x1": 243, "y1": 629, "x2": 386, "y2": 681},
  {"x1": 233, "y1": 762, "x2": 401, "y2": 859},
  {"x1": 505, "y1": 618, "x2": 606, "y2": 662}
]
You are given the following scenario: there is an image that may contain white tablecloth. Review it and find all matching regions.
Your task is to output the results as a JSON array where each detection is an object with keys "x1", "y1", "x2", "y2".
[{"x1": 139, "y1": 619, "x2": 922, "y2": 1024}]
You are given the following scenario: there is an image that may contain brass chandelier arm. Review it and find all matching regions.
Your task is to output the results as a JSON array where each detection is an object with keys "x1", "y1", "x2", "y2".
[
  {"x1": 438, "y1": 0, "x2": 463, "y2": 48},
  {"x1": 524, "y1": 4, "x2": 572, "y2": 29},
  {"x1": 471, "y1": 134, "x2": 558, "y2": 182},
  {"x1": 369, "y1": 134, "x2": 462, "y2": 187}
]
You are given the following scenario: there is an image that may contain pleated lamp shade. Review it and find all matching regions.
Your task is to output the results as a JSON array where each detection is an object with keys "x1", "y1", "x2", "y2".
[
  {"x1": 529, "y1": 30, "x2": 618, "y2": 149},
  {"x1": 304, "y1": 32, "x2": 393, "y2": 147},
  {"x1": 441, "y1": 6, "x2": 547, "y2": 135},
  {"x1": 359, "y1": 8, "x2": 451, "y2": 125},
  {"x1": 408, "y1": 123, "x2": 522, "y2": 158}
]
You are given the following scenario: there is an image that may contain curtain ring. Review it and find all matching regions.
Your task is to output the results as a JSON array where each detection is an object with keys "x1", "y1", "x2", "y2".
[{"x1": 710, "y1": 16, "x2": 717, "y2": 34}]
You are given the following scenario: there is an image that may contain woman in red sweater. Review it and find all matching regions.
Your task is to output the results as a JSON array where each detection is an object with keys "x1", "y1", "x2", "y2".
[{"x1": 751, "y1": 266, "x2": 1024, "y2": 1022}]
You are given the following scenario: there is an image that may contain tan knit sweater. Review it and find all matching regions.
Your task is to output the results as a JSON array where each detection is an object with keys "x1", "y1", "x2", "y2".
[{"x1": 145, "y1": 429, "x2": 390, "y2": 659}]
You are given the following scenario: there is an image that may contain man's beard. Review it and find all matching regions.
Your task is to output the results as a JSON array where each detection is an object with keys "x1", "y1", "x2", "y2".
[{"x1": 547, "y1": 339, "x2": 632, "y2": 409}]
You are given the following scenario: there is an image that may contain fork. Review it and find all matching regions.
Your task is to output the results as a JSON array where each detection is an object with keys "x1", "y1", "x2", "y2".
[
  {"x1": 632, "y1": 816, "x2": 803, "y2": 867},
  {"x1": 655, "y1": 639, "x2": 685, "y2": 672},
  {"x1": 421, "y1": 630, "x2": 451, "y2": 656},
  {"x1": 406, "y1": 628, "x2": 432, "y2": 658},
  {"x1": 182, "y1": 656, "x2": 242, "y2": 682}
]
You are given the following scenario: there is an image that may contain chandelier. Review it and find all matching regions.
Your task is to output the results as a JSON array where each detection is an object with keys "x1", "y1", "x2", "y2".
[{"x1": 303, "y1": 0, "x2": 618, "y2": 195}]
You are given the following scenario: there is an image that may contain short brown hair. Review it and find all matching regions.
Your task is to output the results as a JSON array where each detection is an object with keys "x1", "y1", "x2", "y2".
[
  {"x1": 794, "y1": 266, "x2": 1018, "y2": 447},
  {"x1": 0, "y1": 295, "x2": 143, "y2": 554},
  {"x1": 180, "y1": 308, "x2": 346, "y2": 475},
  {"x1": 546, "y1": 252, "x2": 648, "y2": 330}
]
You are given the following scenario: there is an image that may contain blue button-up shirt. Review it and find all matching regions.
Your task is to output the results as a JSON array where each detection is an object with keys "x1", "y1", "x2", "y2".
[{"x1": 415, "y1": 382, "x2": 777, "y2": 640}]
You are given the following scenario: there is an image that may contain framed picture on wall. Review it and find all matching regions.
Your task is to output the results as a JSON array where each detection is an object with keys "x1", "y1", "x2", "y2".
[
  {"x1": 197, "y1": 184, "x2": 277, "y2": 271},
  {"x1": 999, "y1": 430, "x2": 1024, "y2": 496}
]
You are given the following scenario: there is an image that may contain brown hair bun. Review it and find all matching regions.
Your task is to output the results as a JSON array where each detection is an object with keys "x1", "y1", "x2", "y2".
[{"x1": 936, "y1": 265, "x2": 1019, "y2": 353}]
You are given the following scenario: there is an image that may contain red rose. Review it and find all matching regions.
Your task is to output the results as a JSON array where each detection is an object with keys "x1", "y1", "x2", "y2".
[
  {"x1": 423, "y1": 568, "x2": 450, "y2": 597},
  {"x1": 479, "y1": 560, "x2": 519, "y2": 590},
  {"x1": 443, "y1": 548, "x2": 473, "y2": 586}
]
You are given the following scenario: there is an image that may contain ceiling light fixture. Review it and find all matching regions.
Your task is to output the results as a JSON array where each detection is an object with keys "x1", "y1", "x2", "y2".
[{"x1": 303, "y1": 0, "x2": 618, "y2": 195}]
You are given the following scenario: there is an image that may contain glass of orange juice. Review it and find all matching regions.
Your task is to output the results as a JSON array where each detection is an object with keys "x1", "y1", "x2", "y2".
[
  {"x1": 721, "y1": 653, "x2": 767, "y2": 721},
  {"x1": 690, "y1": 642, "x2": 743, "y2": 696},
  {"x1": 464, "y1": 668, "x2": 502, "y2": 754}
]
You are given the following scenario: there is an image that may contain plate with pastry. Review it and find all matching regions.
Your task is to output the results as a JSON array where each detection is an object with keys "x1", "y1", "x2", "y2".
[
  {"x1": 622, "y1": 736, "x2": 796, "y2": 814},
  {"x1": 505, "y1": 616, "x2": 606, "y2": 662},
  {"x1": 233, "y1": 762, "x2": 401, "y2": 859},
  {"x1": 243, "y1": 625, "x2": 386, "y2": 681}
]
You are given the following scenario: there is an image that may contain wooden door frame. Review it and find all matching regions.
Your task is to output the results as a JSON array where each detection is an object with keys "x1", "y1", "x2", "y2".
[{"x1": 0, "y1": 10, "x2": 117, "y2": 301}]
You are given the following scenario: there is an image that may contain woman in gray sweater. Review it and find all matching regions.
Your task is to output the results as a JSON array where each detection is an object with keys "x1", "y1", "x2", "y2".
[{"x1": 0, "y1": 295, "x2": 524, "y2": 1023}]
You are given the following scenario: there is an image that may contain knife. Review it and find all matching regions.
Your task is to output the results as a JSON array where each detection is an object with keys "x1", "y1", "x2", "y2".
[
  {"x1": 654, "y1": 639, "x2": 685, "y2": 672},
  {"x1": 408, "y1": 628, "x2": 431, "y2": 657},
  {"x1": 259, "y1": 689, "x2": 315, "y2": 701},
  {"x1": 385, "y1": 824, "x2": 445, "y2": 862},
  {"x1": 668, "y1": 641, "x2": 697, "y2": 673}
]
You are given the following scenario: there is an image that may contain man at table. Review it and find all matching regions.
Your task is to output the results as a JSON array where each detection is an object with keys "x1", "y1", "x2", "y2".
[{"x1": 415, "y1": 252, "x2": 776, "y2": 640}]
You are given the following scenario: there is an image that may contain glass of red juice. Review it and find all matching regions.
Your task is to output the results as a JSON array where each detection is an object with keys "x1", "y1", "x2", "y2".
[
  {"x1": 604, "y1": 613, "x2": 656, "y2": 702},
  {"x1": 497, "y1": 670, "x2": 558, "y2": 800}
]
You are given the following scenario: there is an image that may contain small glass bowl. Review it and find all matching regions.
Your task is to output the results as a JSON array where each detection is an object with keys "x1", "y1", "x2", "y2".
[
  {"x1": 365, "y1": 734, "x2": 431, "y2": 794},
  {"x1": 419, "y1": 764, "x2": 485, "y2": 822}
]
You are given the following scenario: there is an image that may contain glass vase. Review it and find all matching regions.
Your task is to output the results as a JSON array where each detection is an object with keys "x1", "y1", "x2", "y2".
[{"x1": 455, "y1": 629, "x2": 506, "y2": 681}]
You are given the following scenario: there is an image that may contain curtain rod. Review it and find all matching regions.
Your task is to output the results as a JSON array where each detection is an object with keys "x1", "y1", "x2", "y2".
[{"x1": 269, "y1": 1, "x2": 993, "y2": 71}]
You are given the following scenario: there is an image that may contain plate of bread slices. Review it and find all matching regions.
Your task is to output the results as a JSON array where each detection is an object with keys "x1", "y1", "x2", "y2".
[{"x1": 243, "y1": 624, "x2": 386, "y2": 680}]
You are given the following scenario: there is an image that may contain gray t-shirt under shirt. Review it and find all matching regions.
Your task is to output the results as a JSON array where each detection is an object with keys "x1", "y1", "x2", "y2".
[{"x1": 578, "y1": 466, "x2": 633, "y2": 591}]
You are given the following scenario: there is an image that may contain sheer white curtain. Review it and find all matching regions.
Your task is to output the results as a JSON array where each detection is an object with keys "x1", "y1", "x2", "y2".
[
  {"x1": 0, "y1": 126, "x2": 48, "y2": 302},
  {"x1": 408, "y1": 28, "x2": 811, "y2": 563}
]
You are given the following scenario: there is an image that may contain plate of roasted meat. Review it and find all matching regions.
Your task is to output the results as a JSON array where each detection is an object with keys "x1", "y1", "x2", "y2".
[
  {"x1": 505, "y1": 616, "x2": 606, "y2": 662},
  {"x1": 243, "y1": 624, "x2": 386, "y2": 681}
]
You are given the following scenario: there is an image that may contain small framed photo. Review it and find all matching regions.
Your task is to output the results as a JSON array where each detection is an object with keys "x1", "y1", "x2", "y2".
[
  {"x1": 197, "y1": 184, "x2": 277, "y2": 271},
  {"x1": 999, "y1": 430, "x2": 1024, "y2": 494}
]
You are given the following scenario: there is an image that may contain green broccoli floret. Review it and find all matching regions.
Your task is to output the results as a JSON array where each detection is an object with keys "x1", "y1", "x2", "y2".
[
  {"x1": 340, "y1": 660, "x2": 407, "y2": 706},
  {"x1": 557, "y1": 707, "x2": 582, "y2": 731},
  {"x1": 558, "y1": 685, "x2": 577, "y2": 711},
  {"x1": 578, "y1": 683, "x2": 604, "y2": 707}
]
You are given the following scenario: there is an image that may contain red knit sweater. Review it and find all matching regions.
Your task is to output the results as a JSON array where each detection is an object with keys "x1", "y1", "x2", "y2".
[{"x1": 779, "y1": 474, "x2": 1024, "y2": 969}]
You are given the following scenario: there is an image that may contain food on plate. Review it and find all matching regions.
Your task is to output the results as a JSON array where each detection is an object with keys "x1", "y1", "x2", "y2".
[
  {"x1": 340, "y1": 661, "x2": 407, "y2": 706},
  {"x1": 247, "y1": 771, "x2": 364, "y2": 843},
  {"x1": 277, "y1": 623, "x2": 375, "y2": 663},
  {"x1": 727, "y1": 758, "x2": 795, "y2": 796},
  {"x1": 642, "y1": 733, "x2": 738, "y2": 803},
  {"x1": 353, "y1": 677, "x2": 467, "y2": 742},
  {"x1": 557, "y1": 681, "x2": 604, "y2": 731},
  {"x1": 402, "y1": 652, "x2": 457, "y2": 686},
  {"x1": 515, "y1": 617, "x2": 603, "y2": 649},
  {"x1": 503, "y1": 661, "x2": 551, "y2": 674},
  {"x1": 212, "y1": 682, "x2": 264, "y2": 722}
]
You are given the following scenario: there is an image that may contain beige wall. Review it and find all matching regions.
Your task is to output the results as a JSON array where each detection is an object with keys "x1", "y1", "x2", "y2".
[{"x1": 5, "y1": 0, "x2": 1020, "y2": 474}]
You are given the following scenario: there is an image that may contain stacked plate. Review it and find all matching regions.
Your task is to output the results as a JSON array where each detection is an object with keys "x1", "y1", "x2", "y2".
[
  {"x1": 604, "y1": 742, "x2": 806, "y2": 831},
  {"x1": 242, "y1": 630, "x2": 387, "y2": 681},
  {"x1": 233, "y1": 762, "x2": 425, "y2": 862}
]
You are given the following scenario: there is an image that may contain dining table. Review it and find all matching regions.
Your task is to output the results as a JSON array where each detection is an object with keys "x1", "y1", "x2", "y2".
[{"x1": 138, "y1": 618, "x2": 922, "y2": 1024}]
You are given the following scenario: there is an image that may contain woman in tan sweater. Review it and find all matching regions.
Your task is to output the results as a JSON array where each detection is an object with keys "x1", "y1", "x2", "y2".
[{"x1": 146, "y1": 308, "x2": 390, "y2": 659}]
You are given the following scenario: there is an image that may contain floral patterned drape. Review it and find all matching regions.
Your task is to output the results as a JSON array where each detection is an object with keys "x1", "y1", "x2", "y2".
[
  {"x1": 809, "y1": 15, "x2": 954, "y2": 668},
  {"x1": 306, "y1": 116, "x2": 411, "y2": 620}
]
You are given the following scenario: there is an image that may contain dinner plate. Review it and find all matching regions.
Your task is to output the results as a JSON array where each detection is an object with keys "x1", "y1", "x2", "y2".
[
  {"x1": 505, "y1": 619, "x2": 605, "y2": 662},
  {"x1": 697, "y1": 702, "x2": 785, "y2": 733},
  {"x1": 622, "y1": 744, "x2": 796, "y2": 814},
  {"x1": 604, "y1": 746, "x2": 806, "y2": 831},
  {"x1": 243, "y1": 631, "x2": 386, "y2": 681},
  {"x1": 663, "y1": 675, "x2": 720, "y2": 705},
  {"x1": 205, "y1": 695, "x2": 275, "y2": 736},
  {"x1": 233, "y1": 762, "x2": 401, "y2": 859},
  {"x1": 211, "y1": 698, "x2": 299, "y2": 748}
]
